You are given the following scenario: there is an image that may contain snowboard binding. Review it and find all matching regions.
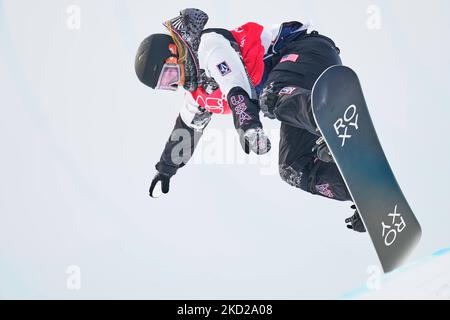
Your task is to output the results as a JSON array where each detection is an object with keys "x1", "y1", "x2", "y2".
[
  {"x1": 312, "y1": 136, "x2": 334, "y2": 163},
  {"x1": 345, "y1": 205, "x2": 367, "y2": 233}
]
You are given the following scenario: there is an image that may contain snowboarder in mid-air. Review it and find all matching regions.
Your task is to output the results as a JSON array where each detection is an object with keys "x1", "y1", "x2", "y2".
[{"x1": 135, "y1": 8, "x2": 365, "y2": 232}]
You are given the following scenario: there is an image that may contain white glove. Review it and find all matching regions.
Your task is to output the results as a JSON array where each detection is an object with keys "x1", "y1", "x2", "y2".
[{"x1": 243, "y1": 128, "x2": 272, "y2": 155}]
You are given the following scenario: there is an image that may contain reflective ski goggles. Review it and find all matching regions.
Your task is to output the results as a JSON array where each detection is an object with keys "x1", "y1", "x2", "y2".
[
  {"x1": 156, "y1": 62, "x2": 180, "y2": 91},
  {"x1": 155, "y1": 44, "x2": 183, "y2": 91}
]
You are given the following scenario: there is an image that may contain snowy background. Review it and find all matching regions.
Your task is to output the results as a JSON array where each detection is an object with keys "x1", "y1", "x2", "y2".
[{"x1": 1, "y1": 0, "x2": 449, "y2": 299}]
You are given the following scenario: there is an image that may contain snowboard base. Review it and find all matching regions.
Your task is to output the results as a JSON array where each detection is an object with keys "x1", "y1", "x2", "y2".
[{"x1": 311, "y1": 65, "x2": 421, "y2": 273}]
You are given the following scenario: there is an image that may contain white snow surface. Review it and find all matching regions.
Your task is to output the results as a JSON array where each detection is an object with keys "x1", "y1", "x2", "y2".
[
  {"x1": 0, "y1": 0, "x2": 449, "y2": 299},
  {"x1": 344, "y1": 248, "x2": 450, "y2": 300}
]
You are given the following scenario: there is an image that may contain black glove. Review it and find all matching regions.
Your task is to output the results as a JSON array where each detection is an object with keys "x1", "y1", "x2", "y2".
[
  {"x1": 259, "y1": 82, "x2": 279, "y2": 119},
  {"x1": 345, "y1": 204, "x2": 367, "y2": 233},
  {"x1": 312, "y1": 136, "x2": 334, "y2": 163},
  {"x1": 149, "y1": 172, "x2": 170, "y2": 198},
  {"x1": 227, "y1": 87, "x2": 271, "y2": 155},
  {"x1": 228, "y1": 86, "x2": 262, "y2": 131}
]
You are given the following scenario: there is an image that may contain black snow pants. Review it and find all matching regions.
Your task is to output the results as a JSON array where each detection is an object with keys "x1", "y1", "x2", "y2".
[{"x1": 268, "y1": 32, "x2": 352, "y2": 201}]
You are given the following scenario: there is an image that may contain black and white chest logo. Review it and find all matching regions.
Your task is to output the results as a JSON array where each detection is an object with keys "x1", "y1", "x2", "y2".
[{"x1": 217, "y1": 61, "x2": 232, "y2": 76}]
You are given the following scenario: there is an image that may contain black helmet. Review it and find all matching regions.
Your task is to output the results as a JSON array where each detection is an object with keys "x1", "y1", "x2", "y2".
[{"x1": 135, "y1": 34, "x2": 175, "y2": 89}]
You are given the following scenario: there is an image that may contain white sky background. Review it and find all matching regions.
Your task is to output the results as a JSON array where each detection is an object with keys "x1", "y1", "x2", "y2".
[{"x1": 0, "y1": 0, "x2": 449, "y2": 299}]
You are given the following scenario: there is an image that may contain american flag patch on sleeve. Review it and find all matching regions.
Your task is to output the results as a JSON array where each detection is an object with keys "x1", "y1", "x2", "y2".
[{"x1": 280, "y1": 54, "x2": 299, "y2": 63}]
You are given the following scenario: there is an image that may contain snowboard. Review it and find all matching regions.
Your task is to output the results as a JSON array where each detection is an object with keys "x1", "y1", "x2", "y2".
[{"x1": 311, "y1": 65, "x2": 421, "y2": 273}]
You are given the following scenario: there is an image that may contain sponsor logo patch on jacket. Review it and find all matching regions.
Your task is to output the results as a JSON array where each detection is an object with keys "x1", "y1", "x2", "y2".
[
  {"x1": 217, "y1": 61, "x2": 232, "y2": 76},
  {"x1": 280, "y1": 54, "x2": 299, "y2": 63},
  {"x1": 279, "y1": 87, "x2": 297, "y2": 95}
]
